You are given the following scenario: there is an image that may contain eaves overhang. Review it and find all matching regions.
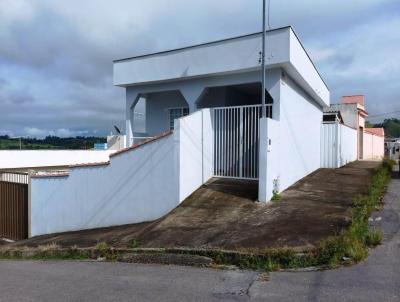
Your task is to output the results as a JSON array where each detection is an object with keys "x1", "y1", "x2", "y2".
[{"x1": 113, "y1": 26, "x2": 330, "y2": 107}]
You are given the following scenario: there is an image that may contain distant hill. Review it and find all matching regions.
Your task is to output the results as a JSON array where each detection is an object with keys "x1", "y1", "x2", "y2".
[
  {"x1": 367, "y1": 118, "x2": 400, "y2": 138},
  {"x1": 0, "y1": 135, "x2": 106, "y2": 150}
]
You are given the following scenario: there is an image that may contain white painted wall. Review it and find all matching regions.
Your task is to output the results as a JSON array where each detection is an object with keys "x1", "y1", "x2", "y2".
[
  {"x1": 176, "y1": 109, "x2": 214, "y2": 201},
  {"x1": 363, "y1": 132, "x2": 384, "y2": 160},
  {"x1": 114, "y1": 28, "x2": 288, "y2": 87},
  {"x1": 278, "y1": 73, "x2": 323, "y2": 191},
  {"x1": 0, "y1": 150, "x2": 115, "y2": 170},
  {"x1": 258, "y1": 118, "x2": 280, "y2": 202},
  {"x1": 289, "y1": 29, "x2": 330, "y2": 105},
  {"x1": 339, "y1": 124, "x2": 358, "y2": 166},
  {"x1": 321, "y1": 122, "x2": 357, "y2": 168},
  {"x1": 30, "y1": 134, "x2": 178, "y2": 236},
  {"x1": 321, "y1": 123, "x2": 339, "y2": 168},
  {"x1": 29, "y1": 109, "x2": 214, "y2": 237},
  {"x1": 115, "y1": 27, "x2": 329, "y2": 108}
]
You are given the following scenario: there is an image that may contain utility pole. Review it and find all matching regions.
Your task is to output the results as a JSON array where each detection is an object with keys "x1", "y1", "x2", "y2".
[{"x1": 261, "y1": 0, "x2": 267, "y2": 117}]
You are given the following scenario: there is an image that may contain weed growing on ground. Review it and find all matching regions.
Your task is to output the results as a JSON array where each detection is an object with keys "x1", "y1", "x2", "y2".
[
  {"x1": 313, "y1": 159, "x2": 393, "y2": 267},
  {"x1": 271, "y1": 192, "x2": 282, "y2": 202},
  {"x1": 130, "y1": 239, "x2": 141, "y2": 248}
]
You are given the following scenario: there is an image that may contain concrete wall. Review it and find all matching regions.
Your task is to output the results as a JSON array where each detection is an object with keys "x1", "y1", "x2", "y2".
[
  {"x1": 176, "y1": 109, "x2": 213, "y2": 201},
  {"x1": 29, "y1": 109, "x2": 214, "y2": 237},
  {"x1": 30, "y1": 134, "x2": 178, "y2": 236},
  {"x1": 107, "y1": 135, "x2": 126, "y2": 150},
  {"x1": 340, "y1": 124, "x2": 358, "y2": 166},
  {"x1": 330, "y1": 103, "x2": 358, "y2": 129},
  {"x1": 258, "y1": 118, "x2": 280, "y2": 202},
  {"x1": 0, "y1": 150, "x2": 115, "y2": 170},
  {"x1": 321, "y1": 122, "x2": 357, "y2": 168},
  {"x1": 114, "y1": 28, "x2": 290, "y2": 87},
  {"x1": 278, "y1": 72, "x2": 323, "y2": 191},
  {"x1": 363, "y1": 132, "x2": 384, "y2": 160},
  {"x1": 145, "y1": 90, "x2": 189, "y2": 136},
  {"x1": 114, "y1": 27, "x2": 329, "y2": 108}
]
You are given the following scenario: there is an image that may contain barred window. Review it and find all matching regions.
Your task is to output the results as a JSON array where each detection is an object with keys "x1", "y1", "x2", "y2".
[{"x1": 168, "y1": 107, "x2": 189, "y2": 130}]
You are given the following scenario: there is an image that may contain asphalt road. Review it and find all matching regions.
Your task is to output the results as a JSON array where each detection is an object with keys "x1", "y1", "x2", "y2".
[{"x1": 0, "y1": 174, "x2": 399, "y2": 302}]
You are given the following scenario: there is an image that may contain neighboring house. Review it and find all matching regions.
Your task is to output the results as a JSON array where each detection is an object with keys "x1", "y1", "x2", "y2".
[
  {"x1": 323, "y1": 95, "x2": 385, "y2": 165},
  {"x1": 2, "y1": 26, "x2": 331, "y2": 239},
  {"x1": 328, "y1": 95, "x2": 368, "y2": 160}
]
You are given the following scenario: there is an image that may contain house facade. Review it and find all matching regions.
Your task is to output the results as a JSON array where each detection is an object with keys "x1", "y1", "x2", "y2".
[
  {"x1": 114, "y1": 26, "x2": 330, "y2": 200},
  {"x1": 3, "y1": 26, "x2": 332, "y2": 238}
]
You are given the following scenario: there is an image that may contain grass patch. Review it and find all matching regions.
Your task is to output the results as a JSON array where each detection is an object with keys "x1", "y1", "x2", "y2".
[{"x1": 312, "y1": 159, "x2": 393, "y2": 267}]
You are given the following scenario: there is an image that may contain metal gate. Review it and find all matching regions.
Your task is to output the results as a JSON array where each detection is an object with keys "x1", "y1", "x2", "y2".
[
  {"x1": 0, "y1": 172, "x2": 29, "y2": 241},
  {"x1": 212, "y1": 104, "x2": 272, "y2": 179}
]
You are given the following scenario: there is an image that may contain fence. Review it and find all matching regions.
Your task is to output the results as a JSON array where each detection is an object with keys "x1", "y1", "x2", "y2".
[
  {"x1": 0, "y1": 172, "x2": 29, "y2": 240},
  {"x1": 212, "y1": 104, "x2": 272, "y2": 179},
  {"x1": 321, "y1": 122, "x2": 357, "y2": 168}
]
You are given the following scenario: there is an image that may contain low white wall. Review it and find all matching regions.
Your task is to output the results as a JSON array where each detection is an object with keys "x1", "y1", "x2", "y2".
[
  {"x1": 339, "y1": 124, "x2": 357, "y2": 166},
  {"x1": 30, "y1": 134, "x2": 179, "y2": 236},
  {"x1": 259, "y1": 118, "x2": 280, "y2": 202},
  {"x1": 0, "y1": 150, "x2": 115, "y2": 170},
  {"x1": 363, "y1": 132, "x2": 384, "y2": 160},
  {"x1": 30, "y1": 109, "x2": 214, "y2": 237},
  {"x1": 321, "y1": 123, "x2": 357, "y2": 168},
  {"x1": 176, "y1": 109, "x2": 213, "y2": 202}
]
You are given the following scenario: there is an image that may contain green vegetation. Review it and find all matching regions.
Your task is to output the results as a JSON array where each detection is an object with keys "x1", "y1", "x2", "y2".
[
  {"x1": 312, "y1": 159, "x2": 393, "y2": 267},
  {"x1": 0, "y1": 135, "x2": 106, "y2": 150},
  {"x1": 368, "y1": 118, "x2": 400, "y2": 138},
  {"x1": 271, "y1": 192, "x2": 282, "y2": 202},
  {"x1": 130, "y1": 239, "x2": 141, "y2": 248}
]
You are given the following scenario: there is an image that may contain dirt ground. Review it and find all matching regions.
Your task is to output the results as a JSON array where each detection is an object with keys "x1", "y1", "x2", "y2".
[{"x1": 11, "y1": 161, "x2": 380, "y2": 251}]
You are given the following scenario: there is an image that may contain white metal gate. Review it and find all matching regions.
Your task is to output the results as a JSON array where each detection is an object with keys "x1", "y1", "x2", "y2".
[{"x1": 212, "y1": 104, "x2": 272, "y2": 179}]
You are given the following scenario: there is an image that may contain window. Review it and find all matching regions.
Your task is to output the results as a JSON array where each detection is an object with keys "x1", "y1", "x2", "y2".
[{"x1": 168, "y1": 107, "x2": 189, "y2": 130}]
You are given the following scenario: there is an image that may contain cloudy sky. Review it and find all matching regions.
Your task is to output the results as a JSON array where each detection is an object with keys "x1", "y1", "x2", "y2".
[{"x1": 0, "y1": 0, "x2": 399, "y2": 137}]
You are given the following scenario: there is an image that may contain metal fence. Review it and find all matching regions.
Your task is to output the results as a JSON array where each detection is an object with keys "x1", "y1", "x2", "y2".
[
  {"x1": 212, "y1": 104, "x2": 272, "y2": 179},
  {"x1": 0, "y1": 172, "x2": 29, "y2": 241}
]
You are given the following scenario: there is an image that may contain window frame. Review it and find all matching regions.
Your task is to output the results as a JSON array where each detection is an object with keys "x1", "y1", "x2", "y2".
[{"x1": 167, "y1": 107, "x2": 189, "y2": 130}]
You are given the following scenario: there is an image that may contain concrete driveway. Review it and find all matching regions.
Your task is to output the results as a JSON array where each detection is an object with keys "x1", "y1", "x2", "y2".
[
  {"x1": 14, "y1": 161, "x2": 380, "y2": 251},
  {"x1": 0, "y1": 172, "x2": 398, "y2": 302}
]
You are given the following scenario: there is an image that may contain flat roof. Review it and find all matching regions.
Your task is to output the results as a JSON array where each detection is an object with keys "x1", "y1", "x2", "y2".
[{"x1": 113, "y1": 26, "x2": 328, "y2": 90}]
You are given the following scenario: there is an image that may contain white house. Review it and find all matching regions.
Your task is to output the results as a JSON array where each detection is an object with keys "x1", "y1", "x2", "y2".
[
  {"x1": 114, "y1": 26, "x2": 329, "y2": 199},
  {"x1": 10, "y1": 26, "x2": 330, "y2": 237}
]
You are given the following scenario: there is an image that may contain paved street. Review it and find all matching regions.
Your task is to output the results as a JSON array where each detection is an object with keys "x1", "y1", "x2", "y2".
[{"x1": 0, "y1": 174, "x2": 399, "y2": 302}]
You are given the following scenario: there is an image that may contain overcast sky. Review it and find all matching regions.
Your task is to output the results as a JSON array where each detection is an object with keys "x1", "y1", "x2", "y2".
[{"x1": 0, "y1": 0, "x2": 399, "y2": 138}]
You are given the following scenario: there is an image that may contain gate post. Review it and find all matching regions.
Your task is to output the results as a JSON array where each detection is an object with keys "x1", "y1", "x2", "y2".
[{"x1": 258, "y1": 118, "x2": 280, "y2": 202}]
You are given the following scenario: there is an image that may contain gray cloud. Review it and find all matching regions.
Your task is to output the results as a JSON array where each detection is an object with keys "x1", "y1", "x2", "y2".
[{"x1": 0, "y1": 0, "x2": 399, "y2": 138}]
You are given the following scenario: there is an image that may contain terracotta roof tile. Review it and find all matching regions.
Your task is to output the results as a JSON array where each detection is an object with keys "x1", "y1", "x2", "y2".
[{"x1": 110, "y1": 131, "x2": 173, "y2": 158}]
